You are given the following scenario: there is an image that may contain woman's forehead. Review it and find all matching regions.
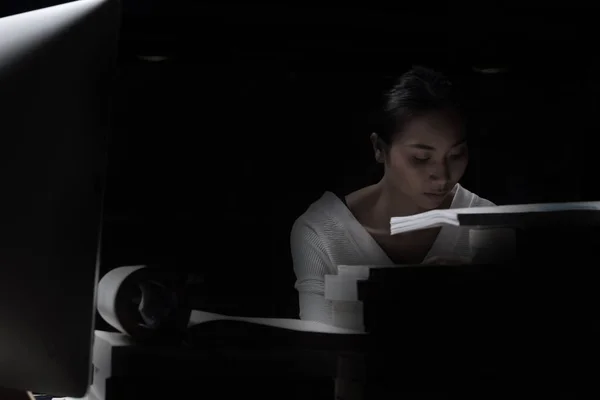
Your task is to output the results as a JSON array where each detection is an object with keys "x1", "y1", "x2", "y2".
[{"x1": 396, "y1": 111, "x2": 465, "y2": 148}]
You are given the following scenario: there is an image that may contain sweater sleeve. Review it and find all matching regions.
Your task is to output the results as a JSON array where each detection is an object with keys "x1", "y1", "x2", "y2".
[{"x1": 290, "y1": 218, "x2": 335, "y2": 325}]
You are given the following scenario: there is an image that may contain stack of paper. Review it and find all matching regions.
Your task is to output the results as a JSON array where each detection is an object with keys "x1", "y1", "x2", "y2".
[
  {"x1": 187, "y1": 310, "x2": 364, "y2": 334},
  {"x1": 390, "y1": 201, "x2": 600, "y2": 235}
]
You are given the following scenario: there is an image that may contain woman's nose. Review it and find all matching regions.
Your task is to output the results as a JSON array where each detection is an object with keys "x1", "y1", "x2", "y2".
[{"x1": 428, "y1": 162, "x2": 451, "y2": 186}]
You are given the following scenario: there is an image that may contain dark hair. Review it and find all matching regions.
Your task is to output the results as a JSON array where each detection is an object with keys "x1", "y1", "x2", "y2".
[{"x1": 376, "y1": 66, "x2": 463, "y2": 144}]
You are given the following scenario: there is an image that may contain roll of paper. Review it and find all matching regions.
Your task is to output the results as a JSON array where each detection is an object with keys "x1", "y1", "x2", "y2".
[{"x1": 96, "y1": 265, "x2": 190, "y2": 342}]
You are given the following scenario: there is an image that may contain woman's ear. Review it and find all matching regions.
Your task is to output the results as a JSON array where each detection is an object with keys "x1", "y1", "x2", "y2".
[{"x1": 370, "y1": 132, "x2": 385, "y2": 163}]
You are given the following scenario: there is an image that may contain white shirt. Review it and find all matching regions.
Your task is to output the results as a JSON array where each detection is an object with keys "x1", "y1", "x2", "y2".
[{"x1": 290, "y1": 184, "x2": 508, "y2": 325}]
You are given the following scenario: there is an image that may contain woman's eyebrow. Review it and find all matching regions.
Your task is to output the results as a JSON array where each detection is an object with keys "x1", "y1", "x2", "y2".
[{"x1": 406, "y1": 139, "x2": 466, "y2": 151}]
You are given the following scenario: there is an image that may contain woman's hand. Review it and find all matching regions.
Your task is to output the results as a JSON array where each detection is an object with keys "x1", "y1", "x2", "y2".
[{"x1": 422, "y1": 255, "x2": 472, "y2": 265}]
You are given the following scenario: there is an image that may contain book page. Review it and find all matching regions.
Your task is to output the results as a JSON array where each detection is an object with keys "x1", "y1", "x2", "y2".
[
  {"x1": 390, "y1": 208, "x2": 453, "y2": 223},
  {"x1": 390, "y1": 201, "x2": 600, "y2": 234},
  {"x1": 455, "y1": 201, "x2": 600, "y2": 215},
  {"x1": 390, "y1": 217, "x2": 457, "y2": 234}
]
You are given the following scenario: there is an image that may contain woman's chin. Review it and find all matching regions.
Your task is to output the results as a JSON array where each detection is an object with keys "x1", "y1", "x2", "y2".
[{"x1": 418, "y1": 192, "x2": 449, "y2": 210}]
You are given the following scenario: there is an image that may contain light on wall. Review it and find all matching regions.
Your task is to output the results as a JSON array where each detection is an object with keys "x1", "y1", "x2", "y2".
[
  {"x1": 137, "y1": 55, "x2": 169, "y2": 62},
  {"x1": 472, "y1": 66, "x2": 509, "y2": 75}
]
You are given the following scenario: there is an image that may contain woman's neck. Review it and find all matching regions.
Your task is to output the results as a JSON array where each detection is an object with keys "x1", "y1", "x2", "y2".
[
  {"x1": 349, "y1": 180, "x2": 425, "y2": 235},
  {"x1": 347, "y1": 178, "x2": 453, "y2": 234},
  {"x1": 372, "y1": 178, "x2": 426, "y2": 221}
]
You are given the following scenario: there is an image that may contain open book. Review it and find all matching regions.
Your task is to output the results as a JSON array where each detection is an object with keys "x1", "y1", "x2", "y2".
[{"x1": 390, "y1": 201, "x2": 600, "y2": 234}]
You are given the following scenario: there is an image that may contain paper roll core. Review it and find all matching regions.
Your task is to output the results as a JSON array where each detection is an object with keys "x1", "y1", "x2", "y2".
[{"x1": 96, "y1": 265, "x2": 190, "y2": 342}]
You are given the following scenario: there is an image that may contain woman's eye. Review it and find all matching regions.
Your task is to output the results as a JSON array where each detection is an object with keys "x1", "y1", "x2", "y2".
[
  {"x1": 412, "y1": 155, "x2": 430, "y2": 162},
  {"x1": 449, "y1": 150, "x2": 466, "y2": 159}
]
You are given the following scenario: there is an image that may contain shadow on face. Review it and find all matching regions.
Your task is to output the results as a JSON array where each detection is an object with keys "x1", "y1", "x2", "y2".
[{"x1": 379, "y1": 108, "x2": 468, "y2": 210}]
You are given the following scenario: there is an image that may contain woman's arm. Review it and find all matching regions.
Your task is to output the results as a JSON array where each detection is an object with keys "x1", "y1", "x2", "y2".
[{"x1": 290, "y1": 219, "x2": 335, "y2": 325}]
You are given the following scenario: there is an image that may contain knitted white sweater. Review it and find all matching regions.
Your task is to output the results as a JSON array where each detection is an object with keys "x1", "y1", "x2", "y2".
[{"x1": 290, "y1": 184, "x2": 503, "y2": 325}]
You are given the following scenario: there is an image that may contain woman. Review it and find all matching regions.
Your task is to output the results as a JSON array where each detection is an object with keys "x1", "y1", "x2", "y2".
[{"x1": 290, "y1": 66, "x2": 513, "y2": 325}]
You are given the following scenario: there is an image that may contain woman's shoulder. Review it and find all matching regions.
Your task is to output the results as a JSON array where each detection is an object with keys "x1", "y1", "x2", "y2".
[
  {"x1": 453, "y1": 184, "x2": 496, "y2": 209},
  {"x1": 291, "y1": 191, "x2": 354, "y2": 238}
]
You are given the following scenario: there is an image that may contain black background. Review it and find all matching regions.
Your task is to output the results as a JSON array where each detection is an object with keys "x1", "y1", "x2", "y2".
[{"x1": 2, "y1": 1, "x2": 599, "y2": 320}]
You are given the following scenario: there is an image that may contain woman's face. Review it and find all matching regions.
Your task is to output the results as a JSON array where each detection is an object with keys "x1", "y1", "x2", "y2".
[{"x1": 383, "y1": 109, "x2": 468, "y2": 210}]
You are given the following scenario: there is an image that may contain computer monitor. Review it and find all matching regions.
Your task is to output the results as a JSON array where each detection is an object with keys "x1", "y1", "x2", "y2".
[{"x1": 0, "y1": 0, "x2": 120, "y2": 397}]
